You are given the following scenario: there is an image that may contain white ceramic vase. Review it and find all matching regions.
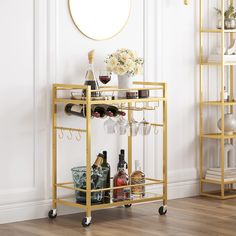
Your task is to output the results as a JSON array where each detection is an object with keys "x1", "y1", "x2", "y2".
[
  {"x1": 217, "y1": 113, "x2": 236, "y2": 135},
  {"x1": 117, "y1": 73, "x2": 132, "y2": 98}
]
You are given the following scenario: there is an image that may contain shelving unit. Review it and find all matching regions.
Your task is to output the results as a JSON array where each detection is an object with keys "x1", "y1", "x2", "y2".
[
  {"x1": 199, "y1": 0, "x2": 236, "y2": 199},
  {"x1": 49, "y1": 81, "x2": 167, "y2": 226}
]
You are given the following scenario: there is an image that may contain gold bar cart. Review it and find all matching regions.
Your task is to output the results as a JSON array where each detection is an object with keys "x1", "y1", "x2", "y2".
[{"x1": 49, "y1": 81, "x2": 167, "y2": 226}]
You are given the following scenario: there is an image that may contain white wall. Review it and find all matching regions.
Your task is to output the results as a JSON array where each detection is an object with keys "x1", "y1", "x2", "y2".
[{"x1": 0, "y1": 0, "x2": 198, "y2": 224}]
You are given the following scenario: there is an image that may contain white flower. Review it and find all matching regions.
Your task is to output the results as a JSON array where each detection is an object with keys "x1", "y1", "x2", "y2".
[
  {"x1": 105, "y1": 48, "x2": 143, "y2": 77},
  {"x1": 119, "y1": 52, "x2": 130, "y2": 62},
  {"x1": 125, "y1": 59, "x2": 135, "y2": 71},
  {"x1": 107, "y1": 57, "x2": 118, "y2": 68},
  {"x1": 134, "y1": 64, "x2": 142, "y2": 75}
]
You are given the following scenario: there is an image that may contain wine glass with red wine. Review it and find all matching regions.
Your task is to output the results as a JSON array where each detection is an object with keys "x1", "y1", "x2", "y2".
[{"x1": 99, "y1": 71, "x2": 111, "y2": 84}]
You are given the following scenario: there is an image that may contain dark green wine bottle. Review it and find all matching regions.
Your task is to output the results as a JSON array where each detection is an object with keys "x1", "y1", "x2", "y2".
[{"x1": 102, "y1": 151, "x2": 110, "y2": 203}]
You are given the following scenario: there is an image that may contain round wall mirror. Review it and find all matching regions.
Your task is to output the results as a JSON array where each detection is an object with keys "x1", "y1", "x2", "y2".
[{"x1": 68, "y1": 0, "x2": 131, "y2": 40}]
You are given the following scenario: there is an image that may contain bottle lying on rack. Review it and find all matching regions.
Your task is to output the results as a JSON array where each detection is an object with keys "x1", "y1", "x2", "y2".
[
  {"x1": 105, "y1": 105, "x2": 126, "y2": 117},
  {"x1": 131, "y1": 160, "x2": 145, "y2": 198},
  {"x1": 113, "y1": 149, "x2": 131, "y2": 201},
  {"x1": 101, "y1": 151, "x2": 111, "y2": 203},
  {"x1": 65, "y1": 104, "x2": 125, "y2": 118},
  {"x1": 65, "y1": 104, "x2": 100, "y2": 118},
  {"x1": 83, "y1": 50, "x2": 100, "y2": 97}
]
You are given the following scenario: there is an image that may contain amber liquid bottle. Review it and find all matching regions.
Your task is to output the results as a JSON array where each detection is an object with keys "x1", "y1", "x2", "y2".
[
  {"x1": 113, "y1": 150, "x2": 130, "y2": 201},
  {"x1": 101, "y1": 151, "x2": 110, "y2": 203},
  {"x1": 131, "y1": 160, "x2": 145, "y2": 198}
]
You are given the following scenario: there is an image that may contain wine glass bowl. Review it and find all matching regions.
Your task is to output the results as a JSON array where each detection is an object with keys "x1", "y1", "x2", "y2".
[
  {"x1": 128, "y1": 118, "x2": 139, "y2": 136},
  {"x1": 114, "y1": 117, "x2": 129, "y2": 135},
  {"x1": 99, "y1": 71, "x2": 111, "y2": 84},
  {"x1": 139, "y1": 119, "x2": 151, "y2": 135}
]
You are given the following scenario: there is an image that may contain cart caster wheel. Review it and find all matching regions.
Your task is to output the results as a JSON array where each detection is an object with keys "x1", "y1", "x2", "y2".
[
  {"x1": 82, "y1": 217, "x2": 92, "y2": 227},
  {"x1": 48, "y1": 209, "x2": 57, "y2": 219},
  {"x1": 158, "y1": 206, "x2": 167, "y2": 215},
  {"x1": 124, "y1": 204, "x2": 132, "y2": 208}
]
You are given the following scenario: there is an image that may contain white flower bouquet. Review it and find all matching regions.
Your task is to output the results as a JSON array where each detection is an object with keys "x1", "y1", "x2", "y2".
[{"x1": 105, "y1": 48, "x2": 143, "y2": 76}]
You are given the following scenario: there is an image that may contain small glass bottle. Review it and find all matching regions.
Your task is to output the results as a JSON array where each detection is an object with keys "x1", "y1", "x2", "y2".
[
  {"x1": 131, "y1": 160, "x2": 145, "y2": 198},
  {"x1": 101, "y1": 151, "x2": 111, "y2": 203},
  {"x1": 113, "y1": 150, "x2": 130, "y2": 201}
]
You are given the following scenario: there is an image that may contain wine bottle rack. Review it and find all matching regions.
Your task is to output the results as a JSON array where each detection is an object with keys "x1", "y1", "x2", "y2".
[{"x1": 50, "y1": 81, "x2": 167, "y2": 226}]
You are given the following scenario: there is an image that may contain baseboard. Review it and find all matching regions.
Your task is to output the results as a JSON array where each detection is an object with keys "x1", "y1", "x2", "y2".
[{"x1": 0, "y1": 179, "x2": 199, "y2": 224}]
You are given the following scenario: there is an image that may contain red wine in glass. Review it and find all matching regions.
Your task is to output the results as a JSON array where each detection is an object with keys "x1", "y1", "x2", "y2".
[{"x1": 99, "y1": 75, "x2": 111, "y2": 84}]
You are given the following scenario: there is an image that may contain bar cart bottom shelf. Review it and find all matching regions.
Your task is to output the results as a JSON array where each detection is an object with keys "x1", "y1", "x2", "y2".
[{"x1": 48, "y1": 192, "x2": 167, "y2": 227}]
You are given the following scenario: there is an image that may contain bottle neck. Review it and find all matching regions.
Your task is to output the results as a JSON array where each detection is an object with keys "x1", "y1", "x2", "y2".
[
  {"x1": 88, "y1": 63, "x2": 94, "y2": 70},
  {"x1": 92, "y1": 154, "x2": 104, "y2": 169},
  {"x1": 103, "y1": 156, "x2": 107, "y2": 164},
  {"x1": 135, "y1": 160, "x2": 141, "y2": 171},
  {"x1": 135, "y1": 166, "x2": 141, "y2": 171}
]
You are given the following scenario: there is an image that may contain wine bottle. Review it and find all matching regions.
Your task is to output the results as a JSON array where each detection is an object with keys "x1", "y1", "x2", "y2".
[
  {"x1": 101, "y1": 151, "x2": 111, "y2": 203},
  {"x1": 92, "y1": 105, "x2": 115, "y2": 118},
  {"x1": 113, "y1": 150, "x2": 130, "y2": 202},
  {"x1": 93, "y1": 105, "x2": 108, "y2": 118},
  {"x1": 131, "y1": 160, "x2": 145, "y2": 198},
  {"x1": 83, "y1": 50, "x2": 100, "y2": 97},
  {"x1": 107, "y1": 105, "x2": 126, "y2": 117},
  {"x1": 65, "y1": 104, "x2": 100, "y2": 118}
]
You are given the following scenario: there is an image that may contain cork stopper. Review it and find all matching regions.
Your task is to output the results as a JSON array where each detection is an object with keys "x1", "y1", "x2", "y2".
[{"x1": 88, "y1": 50, "x2": 95, "y2": 64}]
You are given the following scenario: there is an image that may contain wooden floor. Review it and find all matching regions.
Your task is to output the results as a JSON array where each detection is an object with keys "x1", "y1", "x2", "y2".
[{"x1": 1, "y1": 197, "x2": 236, "y2": 236}]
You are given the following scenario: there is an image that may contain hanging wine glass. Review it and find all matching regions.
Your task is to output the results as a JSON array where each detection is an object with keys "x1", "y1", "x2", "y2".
[
  {"x1": 128, "y1": 117, "x2": 139, "y2": 136},
  {"x1": 139, "y1": 118, "x2": 151, "y2": 136},
  {"x1": 104, "y1": 112, "x2": 116, "y2": 134},
  {"x1": 114, "y1": 116, "x2": 129, "y2": 135}
]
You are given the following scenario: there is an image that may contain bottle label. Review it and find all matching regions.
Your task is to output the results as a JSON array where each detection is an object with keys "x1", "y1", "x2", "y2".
[{"x1": 71, "y1": 105, "x2": 83, "y2": 113}]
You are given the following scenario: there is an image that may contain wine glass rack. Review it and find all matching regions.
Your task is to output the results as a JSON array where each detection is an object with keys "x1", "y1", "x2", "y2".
[{"x1": 49, "y1": 81, "x2": 167, "y2": 226}]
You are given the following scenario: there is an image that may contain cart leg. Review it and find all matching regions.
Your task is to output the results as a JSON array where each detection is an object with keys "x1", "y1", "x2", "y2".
[
  {"x1": 49, "y1": 85, "x2": 57, "y2": 219},
  {"x1": 82, "y1": 86, "x2": 92, "y2": 227},
  {"x1": 159, "y1": 84, "x2": 168, "y2": 216}
]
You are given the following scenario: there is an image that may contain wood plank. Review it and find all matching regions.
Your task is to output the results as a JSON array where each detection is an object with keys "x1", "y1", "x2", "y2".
[{"x1": 1, "y1": 197, "x2": 236, "y2": 235}]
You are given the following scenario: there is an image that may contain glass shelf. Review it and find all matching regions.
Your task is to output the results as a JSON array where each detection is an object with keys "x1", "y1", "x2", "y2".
[{"x1": 57, "y1": 192, "x2": 163, "y2": 210}]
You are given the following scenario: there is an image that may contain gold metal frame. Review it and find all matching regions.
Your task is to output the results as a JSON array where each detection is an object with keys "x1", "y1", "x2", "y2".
[
  {"x1": 51, "y1": 81, "x2": 167, "y2": 219},
  {"x1": 199, "y1": 0, "x2": 236, "y2": 199},
  {"x1": 68, "y1": 0, "x2": 132, "y2": 41}
]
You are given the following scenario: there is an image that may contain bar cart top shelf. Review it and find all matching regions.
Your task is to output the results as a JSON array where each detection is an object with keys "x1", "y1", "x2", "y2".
[{"x1": 53, "y1": 81, "x2": 167, "y2": 105}]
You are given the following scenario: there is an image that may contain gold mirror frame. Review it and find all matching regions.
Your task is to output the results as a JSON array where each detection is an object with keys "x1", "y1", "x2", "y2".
[{"x1": 68, "y1": 0, "x2": 132, "y2": 41}]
